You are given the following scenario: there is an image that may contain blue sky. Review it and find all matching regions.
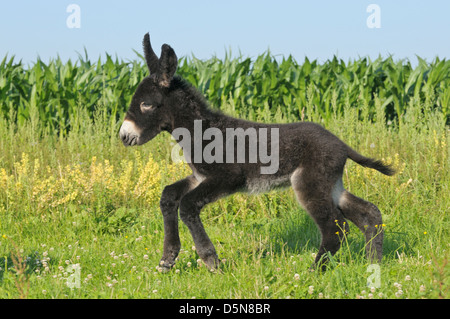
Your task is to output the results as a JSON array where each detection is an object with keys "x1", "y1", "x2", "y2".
[{"x1": 0, "y1": 1, "x2": 449, "y2": 65}]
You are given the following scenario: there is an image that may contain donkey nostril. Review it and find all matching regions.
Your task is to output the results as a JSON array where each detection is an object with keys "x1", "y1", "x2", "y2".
[
  {"x1": 120, "y1": 132, "x2": 139, "y2": 146},
  {"x1": 120, "y1": 132, "x2": 132, "y2": 145}
]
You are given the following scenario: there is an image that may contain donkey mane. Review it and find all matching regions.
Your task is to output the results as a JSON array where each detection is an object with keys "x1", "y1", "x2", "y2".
[{"x1": 169, "y1": 75, "x2": 224, "y2": 118}]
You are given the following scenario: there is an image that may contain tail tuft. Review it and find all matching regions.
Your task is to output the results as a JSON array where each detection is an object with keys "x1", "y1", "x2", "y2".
[{"x1": 347, "y1": 147, "x2": 396, "y2": 176}]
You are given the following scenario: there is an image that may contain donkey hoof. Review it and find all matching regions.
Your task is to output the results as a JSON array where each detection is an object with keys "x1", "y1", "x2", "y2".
[
  {"x1": 160, "y1": 266, "x2": 172, "y2": 273},
  {"x1": 158, "y1": 260, "x2": 175, "y2": 272},
  {"x1": 202, "y1": 255, "x2": 220, "y2": 271}
]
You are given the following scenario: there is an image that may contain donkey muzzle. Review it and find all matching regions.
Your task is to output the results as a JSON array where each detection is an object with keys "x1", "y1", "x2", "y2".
[{"x1": 119, "y1": 120, "x2": 141, "y2": 146}]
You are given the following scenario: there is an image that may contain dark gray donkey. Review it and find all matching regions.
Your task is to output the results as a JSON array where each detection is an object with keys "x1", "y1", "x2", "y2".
[{"x1": 119, "y1": 34, "x2": 395, "y2": 271}]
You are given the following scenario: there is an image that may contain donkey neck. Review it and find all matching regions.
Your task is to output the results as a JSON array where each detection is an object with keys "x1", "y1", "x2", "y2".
[{"x1": 170, "y1": 83, "x2": 224, "y2": 136}]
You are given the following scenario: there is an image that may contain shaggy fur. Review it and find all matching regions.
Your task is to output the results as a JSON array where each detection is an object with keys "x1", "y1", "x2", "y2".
[{"x1": 119, "y1": 33, "x2": 395, "y2": 271}]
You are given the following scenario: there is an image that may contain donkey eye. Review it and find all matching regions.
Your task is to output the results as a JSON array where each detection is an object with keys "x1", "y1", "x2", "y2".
[{"x1": 140, "y1": 101, "x2": 154, "y2": 112}]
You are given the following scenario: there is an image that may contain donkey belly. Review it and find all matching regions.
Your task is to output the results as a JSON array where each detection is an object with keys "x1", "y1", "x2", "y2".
[{"x1": 245, "y1": 174, "x2": 292, "y2": 194}]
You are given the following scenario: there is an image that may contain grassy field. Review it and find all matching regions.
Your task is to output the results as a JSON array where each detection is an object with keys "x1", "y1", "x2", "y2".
[{"x1": 0, "y1": 54, "x2": 448, "y2": 299}]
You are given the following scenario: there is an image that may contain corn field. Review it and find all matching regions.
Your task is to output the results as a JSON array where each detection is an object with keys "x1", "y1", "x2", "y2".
[{"x1": 0, "y1": 53, "x2": 449, "y2": 133}]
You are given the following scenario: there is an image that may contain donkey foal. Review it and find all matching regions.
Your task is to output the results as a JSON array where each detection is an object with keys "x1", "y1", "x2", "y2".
[{"x1": 119, "y1": 34, "x2": 395, "y2": 271}]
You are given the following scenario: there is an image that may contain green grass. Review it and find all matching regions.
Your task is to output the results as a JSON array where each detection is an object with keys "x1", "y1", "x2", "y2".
[{"x1": 0, "y1": 53, "x2": 448, "y2": 299}]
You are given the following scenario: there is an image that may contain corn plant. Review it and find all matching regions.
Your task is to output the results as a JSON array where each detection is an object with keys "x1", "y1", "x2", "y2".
[{"x1": 0, "y1": 53, "x2": 449, "y2": 135}]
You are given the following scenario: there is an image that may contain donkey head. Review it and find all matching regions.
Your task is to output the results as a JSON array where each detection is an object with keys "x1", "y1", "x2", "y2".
[{"x1": 119, "y1": 33, "x2": 178, "y2": 146}]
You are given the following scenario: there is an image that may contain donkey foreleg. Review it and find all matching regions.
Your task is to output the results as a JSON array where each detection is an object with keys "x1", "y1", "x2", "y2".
[
  {"x1": 159, "y1": 175, "x2": 198, "y2": 270},
  {"x1": 179, "y1": 177, "x2": 242, "y2": 270}
]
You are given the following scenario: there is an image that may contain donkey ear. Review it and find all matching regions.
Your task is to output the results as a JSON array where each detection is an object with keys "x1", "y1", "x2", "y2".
[
  {"x1": 142, "y1": 33, "x2": 160, "y2": 75},
  {"x1": 158, "y1": 44, "x2": 178, "y2": 87}
]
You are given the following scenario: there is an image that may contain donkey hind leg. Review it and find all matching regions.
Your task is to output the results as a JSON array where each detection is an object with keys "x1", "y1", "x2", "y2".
[
  {"x1": 179, "y1": 178, "x2": 241, "y2": 270},
  {"x1": 291, "y1": 171, "x2": 349, "y2": 270},
  {"x1": 337, "y1": 190, "x2": 384, "y2": 263},
  {"x1": 159, "y1": 175, "x2": 198, "y2": 270}
]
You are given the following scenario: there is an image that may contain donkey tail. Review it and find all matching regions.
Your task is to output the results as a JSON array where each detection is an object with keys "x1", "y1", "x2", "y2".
[{"x1": 346, "y1": 146, "x2": 396, "y2": 176}]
